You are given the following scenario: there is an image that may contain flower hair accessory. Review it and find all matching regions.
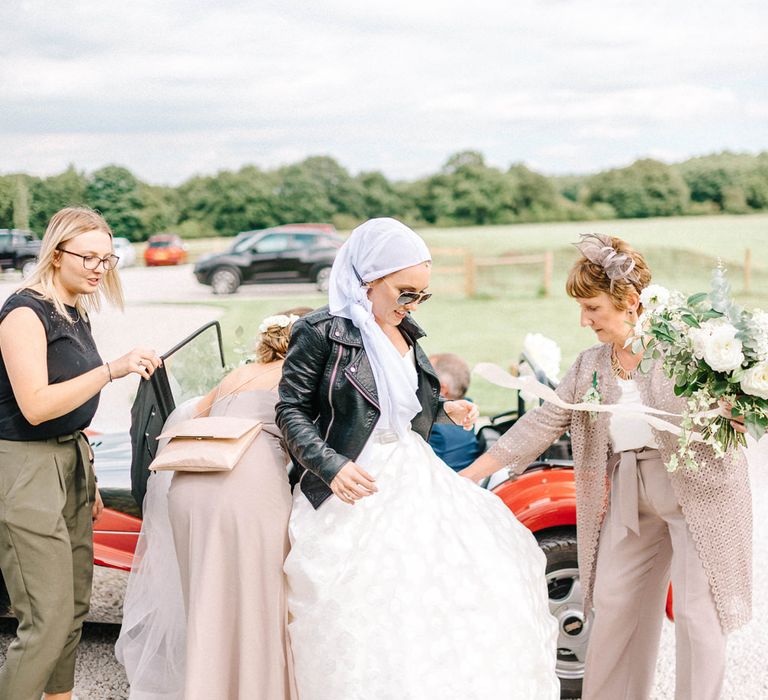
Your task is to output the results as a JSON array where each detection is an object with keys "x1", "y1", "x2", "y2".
[
  {"x1": 258, "y1": 314, "x2": 299, "y2": 334},
  {"x1": 574, "y1": 233, "x2": 639, "y2": 289}
]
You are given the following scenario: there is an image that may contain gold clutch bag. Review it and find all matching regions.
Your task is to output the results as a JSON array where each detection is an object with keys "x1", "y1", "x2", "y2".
[{"x1": 149, "y1": 416, "x2": 263, "y2": 472}]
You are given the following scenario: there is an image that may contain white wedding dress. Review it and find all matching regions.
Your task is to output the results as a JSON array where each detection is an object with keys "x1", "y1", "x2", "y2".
[{"x1": 285, "y1": 350, "x2": 560, "y2": 700}]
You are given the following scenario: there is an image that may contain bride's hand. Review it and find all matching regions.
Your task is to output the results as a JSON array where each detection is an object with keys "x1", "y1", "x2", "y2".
[
  {"x1": 444, "y1": 400, "x2": 479, "y2": 430},
  {"x1": 330, "y1": 461, "x2": 378, "y2": 505}
]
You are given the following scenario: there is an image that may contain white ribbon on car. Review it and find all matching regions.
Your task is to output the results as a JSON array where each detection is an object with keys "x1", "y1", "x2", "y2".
[{"x1": 472, "y1": 362, "x2": 720, "y2": 440}]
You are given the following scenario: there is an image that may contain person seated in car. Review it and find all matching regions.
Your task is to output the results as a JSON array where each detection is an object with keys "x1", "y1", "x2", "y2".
[{"x1": 428, "y1": 352, "x2": 480, "y2": 471}]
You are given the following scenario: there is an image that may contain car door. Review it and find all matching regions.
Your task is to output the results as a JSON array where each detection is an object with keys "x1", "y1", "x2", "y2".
[
  {"x1": 245, "y1": 233, "x2": 294, "y2": 281},
  {"x1": 129, "y1": 321, "x2": 226, "y2": 510},
  {"x1": 288, "y1": 233, "x2": 321, "y2": 280},
  {"x1": 0, "y1": 232, "x2": 12, "y2": 269}
]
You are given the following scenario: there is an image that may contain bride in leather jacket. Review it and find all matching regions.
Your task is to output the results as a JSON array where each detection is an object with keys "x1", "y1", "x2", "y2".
[
  {"x1": 276, "y1": 217, "x2": 559, "y2": 700},
  {"x1": 277, "y1": 303, "x2": 454, "y2": 509}
]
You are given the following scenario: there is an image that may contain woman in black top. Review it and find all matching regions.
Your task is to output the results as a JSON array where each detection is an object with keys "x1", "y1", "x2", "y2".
[{"x1": 0, "y1": 207, "x2": 161, "y2": 700}]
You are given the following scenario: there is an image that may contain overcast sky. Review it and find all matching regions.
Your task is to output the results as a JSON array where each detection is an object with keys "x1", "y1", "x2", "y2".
[{"x1": 1, "y1": 0, "x2": 766, "y2": 184}]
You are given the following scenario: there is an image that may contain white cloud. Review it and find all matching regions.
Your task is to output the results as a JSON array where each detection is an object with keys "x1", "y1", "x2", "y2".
[{"x1": 0, "y1": 0, "x2": 766, "y2": 182}]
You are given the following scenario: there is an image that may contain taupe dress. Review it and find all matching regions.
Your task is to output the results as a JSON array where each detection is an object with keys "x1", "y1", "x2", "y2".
[{"x1": 167, "y1": 389, "x2": 297, "y2": 700}]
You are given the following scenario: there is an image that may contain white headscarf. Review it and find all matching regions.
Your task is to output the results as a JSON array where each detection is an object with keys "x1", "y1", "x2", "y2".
[{"x1": 328, "y1": 218, "x2": 431, "y2": 437}]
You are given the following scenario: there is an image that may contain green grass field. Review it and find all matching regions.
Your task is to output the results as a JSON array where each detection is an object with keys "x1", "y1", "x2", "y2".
[{"x1": 192, "y1": 214, "x2": 768, "y2": 415}]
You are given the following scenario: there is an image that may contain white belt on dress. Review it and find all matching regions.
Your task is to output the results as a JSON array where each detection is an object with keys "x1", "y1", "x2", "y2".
[{"x1": 372, "y1": 429, "x2": 399, "y2": 444}]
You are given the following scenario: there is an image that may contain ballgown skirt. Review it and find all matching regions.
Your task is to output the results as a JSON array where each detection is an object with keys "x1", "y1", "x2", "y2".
[{"x1": 285, "y1": 428, "x2": 560, "y2": 700}]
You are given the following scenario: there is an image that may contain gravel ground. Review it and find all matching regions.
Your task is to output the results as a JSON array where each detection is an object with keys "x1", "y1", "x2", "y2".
[
  {"x1": 2, "y1": 455, "x2": 765, "y2": 700},
  {"x1": 0, "y1": 266, "x2": 766, "y2": 698},
  {"x1": 650, "y1": 441, "x2": 768, "y2": 700}
]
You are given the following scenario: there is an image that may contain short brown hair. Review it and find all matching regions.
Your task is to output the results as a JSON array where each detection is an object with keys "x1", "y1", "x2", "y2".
[
  {"x1": 429, "y1": 352, "x2": 471, "y2": 400},
  {"x1": 566, "y1": 235, "x2": 651, "y2": 311}
]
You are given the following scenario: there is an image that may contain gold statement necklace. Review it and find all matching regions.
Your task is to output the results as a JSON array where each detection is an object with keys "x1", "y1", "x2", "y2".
[{"x1": 611, "y1": 345, "x2": 636, "y2": 381}]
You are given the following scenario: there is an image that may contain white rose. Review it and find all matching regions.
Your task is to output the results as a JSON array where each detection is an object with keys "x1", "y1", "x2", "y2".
[
  {"x1": 688, "y1": 327, "x2": 708, "y2": 360},
  {"x1": 740, "y1": 362, "x2": 768, "y2": 400},
  {"x1": 688, "y1": 318, "x2": 727, "y2": 360},
  {"x1": 522, "y1": 333, "x2": 561, "y2": 381},
  {"x1": 640, "y1": 284, "x2": 670, "y2": 312},
  {"x1": 702, "y1": 324, "x2": 744, "y2": 372}
]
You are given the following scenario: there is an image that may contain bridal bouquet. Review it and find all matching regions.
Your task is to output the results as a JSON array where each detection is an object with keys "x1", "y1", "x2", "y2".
[{"x1": 628, "y1": 264, "x2": 768, "y2": 468}]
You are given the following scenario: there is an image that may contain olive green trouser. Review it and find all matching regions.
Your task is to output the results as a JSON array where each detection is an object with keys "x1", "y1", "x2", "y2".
[{"x1": 0, "y1": 433, "x2": 95, "y2": 699}]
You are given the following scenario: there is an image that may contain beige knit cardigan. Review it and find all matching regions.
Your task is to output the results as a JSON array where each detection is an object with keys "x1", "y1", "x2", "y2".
[{"x1": 488, "y1": 342, "x2": 752, "y2": 633}]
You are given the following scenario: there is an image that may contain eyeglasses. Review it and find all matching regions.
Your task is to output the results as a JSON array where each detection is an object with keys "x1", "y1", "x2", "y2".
[
  {"x1": 353, "y1": 265, "x2": 432, "y2": 306},
  {"x1": 59, "y1": 248, "x2": 120, "y2": 271}
]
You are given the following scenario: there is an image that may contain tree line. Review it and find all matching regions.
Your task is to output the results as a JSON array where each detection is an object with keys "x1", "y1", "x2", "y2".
[{"x1": 1, "y1": 150, "x2": 766, "y2": 241}]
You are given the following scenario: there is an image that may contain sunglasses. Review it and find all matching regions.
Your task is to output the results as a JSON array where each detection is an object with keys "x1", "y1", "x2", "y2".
[{"x1": 353, "y1": 266, "x2": 432, "y2": 306}]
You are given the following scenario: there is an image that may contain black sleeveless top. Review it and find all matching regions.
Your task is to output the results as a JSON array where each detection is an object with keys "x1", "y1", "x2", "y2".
[{"x1": 0, "y1": 290, "x2": 103, "y2": 440}]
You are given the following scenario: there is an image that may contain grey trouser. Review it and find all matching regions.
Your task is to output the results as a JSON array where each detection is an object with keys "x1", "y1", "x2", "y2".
[
  {"x1": 0, "y1": 433, "x2": 95, "y2": 699},
  {"x1": 582, "y1": 448, "x2": 726, "y2": 700}
]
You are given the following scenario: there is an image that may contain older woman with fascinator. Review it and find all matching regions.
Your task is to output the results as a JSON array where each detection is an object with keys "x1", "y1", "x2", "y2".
[
  {"x1": 277, "y1": 218, "x2": 558, "y2": 700},
  {"x1": 0, "y1": 207, "x2": 161, "y2": 700},
  {"x1": 463, "y1": 234, "x2": 752, "y2": 700}
]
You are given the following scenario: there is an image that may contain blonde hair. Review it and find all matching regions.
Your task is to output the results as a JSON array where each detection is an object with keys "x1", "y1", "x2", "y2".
[
  {"x1": 256, "y1": 307, "x2": 312, "y2": 363},
  {"x1": 21, "y1": 207, "x2": 124, "y2": 321},
  {"x1": 566, "y1": 235, "x2": 651, "y2": 311}
]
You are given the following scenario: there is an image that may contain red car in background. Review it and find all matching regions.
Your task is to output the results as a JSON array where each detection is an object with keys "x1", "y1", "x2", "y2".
[{"x1": 144, "y1": 233, "x2": 188, "y2": 266}]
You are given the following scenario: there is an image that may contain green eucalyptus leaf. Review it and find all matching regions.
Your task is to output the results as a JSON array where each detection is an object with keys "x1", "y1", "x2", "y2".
[
  {"x1": 687, "y1": 292, "x2": 708, "y2": 306},
  {"x1": 745, "y1": 414, "x2": 764, "y2": 442},
  {"x1": 681, "y1": 314, "x2": 701, "y2": 328},
  {"x1": 701, "y1": 309, "x2": 724, "y2": 320}
]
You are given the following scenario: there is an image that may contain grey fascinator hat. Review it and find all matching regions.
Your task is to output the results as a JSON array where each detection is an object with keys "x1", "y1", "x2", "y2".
[{"x1": 573, "y1": 233, "x2": 640, "y2": 289}]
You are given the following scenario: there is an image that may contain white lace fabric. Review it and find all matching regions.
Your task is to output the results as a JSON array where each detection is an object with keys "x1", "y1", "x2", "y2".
[{"x1": 285, "y1": 429, "x2": 560, "y2": 699}]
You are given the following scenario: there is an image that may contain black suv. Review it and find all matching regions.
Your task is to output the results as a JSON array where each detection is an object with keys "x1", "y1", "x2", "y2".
[
  {"x1": 194, "y1": 228, "x2": 343, "y2": 294},
  {"x1": 0, "y1": 229, "x2": 41, "y2": 276}
]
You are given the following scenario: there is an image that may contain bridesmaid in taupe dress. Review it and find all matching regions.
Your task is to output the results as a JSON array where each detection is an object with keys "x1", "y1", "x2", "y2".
[{"x1": 162, "y1": 311, "x2": 306, "y2": 700}]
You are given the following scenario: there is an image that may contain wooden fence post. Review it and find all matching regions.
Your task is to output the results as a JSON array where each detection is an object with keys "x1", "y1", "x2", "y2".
[
  {"x1": 543, "y1": 251, "x2": 553, "y2": 297},
  {"x1": 745, "y1": 248, "x2": 752, "y2": 293},
  {"x1": 464, "y1": 252, "x2": 476, "y2": 297}
]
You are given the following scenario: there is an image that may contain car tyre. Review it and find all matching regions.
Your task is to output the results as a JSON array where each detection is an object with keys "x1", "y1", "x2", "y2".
[
  {"x1": 20, "y1": 259, "x2": 37, "y2": 277},
  {"x1": 210, "y1": 267, "x2": 241, "y2": 295},
  {"x1": 315, "y1": 266, "x2": 332, "y2": 292},
  {"x1": 0, "y1": 571, "x2": 11, "y2": 616},
  {"x1": 539, "y1": 531, "x2": 586, "y2": 700}
]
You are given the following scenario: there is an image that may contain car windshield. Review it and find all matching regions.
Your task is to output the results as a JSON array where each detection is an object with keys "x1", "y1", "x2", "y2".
[
  {"x1": 162, "y1": 323, "x2": 226, "y2": 406},
  {"x1": 231, "y1": 235, "x2": 257, "y2": 253},
  {"x1": 149, "y1": 240, "x2": 175, "y2": 248}
]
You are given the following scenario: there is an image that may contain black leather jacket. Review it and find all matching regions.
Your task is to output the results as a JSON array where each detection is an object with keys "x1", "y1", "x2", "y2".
[{"x1": 276, "y1": 306, "x2": 449, "y2": 509}]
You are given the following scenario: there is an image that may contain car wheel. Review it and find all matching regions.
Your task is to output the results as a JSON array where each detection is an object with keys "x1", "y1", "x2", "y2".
[
  {"x1": 315, "y1": 266, "x2": 332, "y2": 292},
  {"x1": 20, "y1": 259, "x2": 37, "y2": 277},
  {"x1": 210, "y1": 267, "x2": 240, "y2": 295},
  {"x1": 0, "y1": 570, "x2": 11, "y2": 616},
  {"x1": 539, "y1": 531, "x2": 587, "y2": 699}
]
